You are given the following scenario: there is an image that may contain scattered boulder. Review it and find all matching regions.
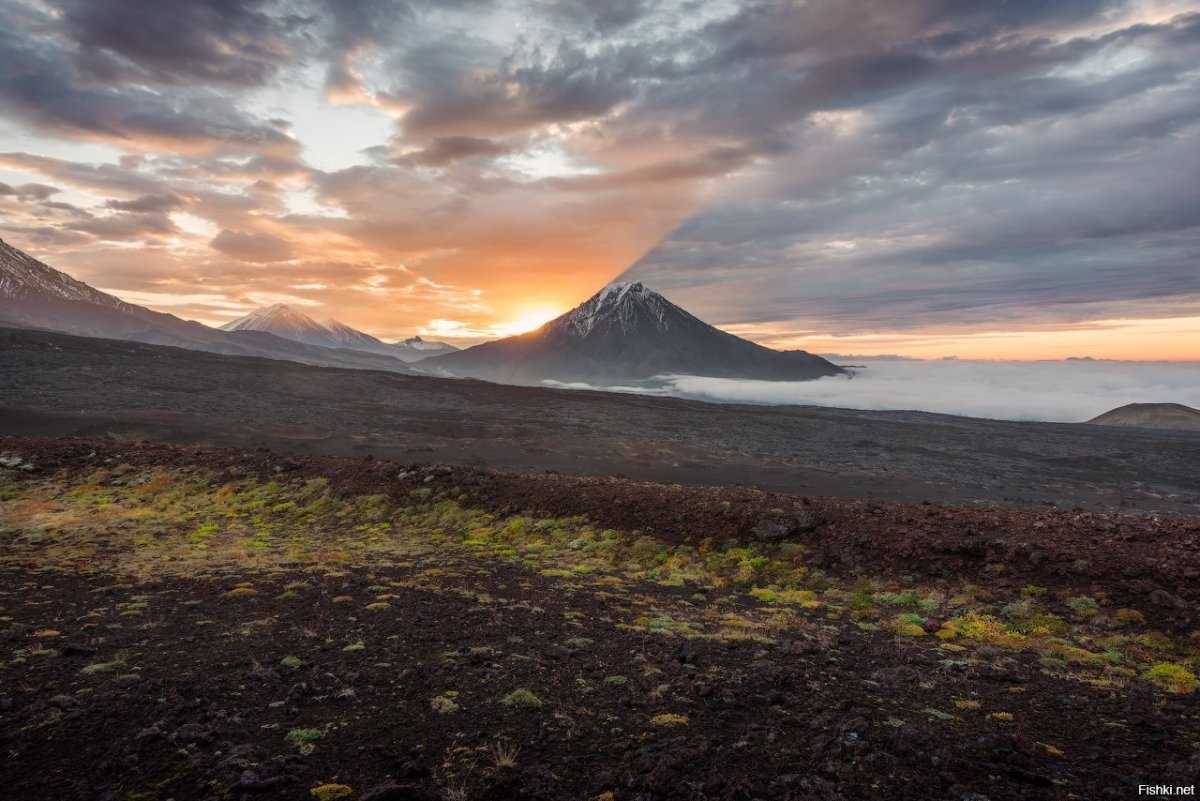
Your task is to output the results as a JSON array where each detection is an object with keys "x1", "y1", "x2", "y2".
[
  {"x1": 0, "y1": 452, "x2": 34, "y2": 471},
  {"x1": 751, "y1": 510, "x2": 821, "y2": 542},
  {"x1": 1149, "y1": 589, "x2": 1189, "y2": 610}
]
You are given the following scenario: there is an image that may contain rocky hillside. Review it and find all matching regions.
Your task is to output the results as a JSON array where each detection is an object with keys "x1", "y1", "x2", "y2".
[{"x1": 1089, "y1": 402, "x2": 1200, "y2": 431}]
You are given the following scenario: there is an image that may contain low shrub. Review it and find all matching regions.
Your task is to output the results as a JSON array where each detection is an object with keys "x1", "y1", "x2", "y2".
[{"x1": 500, "y1": 688, "x2": 544, "y2": 709}]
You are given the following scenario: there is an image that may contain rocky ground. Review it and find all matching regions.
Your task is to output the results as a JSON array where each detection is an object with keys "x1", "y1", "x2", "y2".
[
  {"x1": 2, "y1": 328, "x2": 1199, "y2": 518},
  {"x1": 1, "y1": 437, "x2": 1197, "y2": 800}
]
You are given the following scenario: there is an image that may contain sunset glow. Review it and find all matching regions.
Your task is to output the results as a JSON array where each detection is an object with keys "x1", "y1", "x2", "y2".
[
  {"x1": 0, "y1": 0, "x2": 1196, "y2": 358},
  {"x1": 493, "y1": 306, "x2": 564, "y2": 337}
]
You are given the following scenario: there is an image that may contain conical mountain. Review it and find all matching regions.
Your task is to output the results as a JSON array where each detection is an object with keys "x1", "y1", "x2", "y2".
[
  {"x1": 422, "y1": 281, "x2": 844, "y2": 384},
  {"x1": 221, "y1": 304, "x2": 345, "y2": 348}
]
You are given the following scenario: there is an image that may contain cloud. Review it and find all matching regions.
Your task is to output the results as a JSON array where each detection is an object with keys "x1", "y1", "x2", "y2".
[
  {"x1": 622, "y1": 10, "x2": 1200, "y2": 338},
  {"x1": 537, "y1": 0, "x2": 652, "y2": 34},
  {"x1": 71, "y1": 212, "x2": 179, "y2": 240},
  {"x1": 384, "y1": 36, "x2": 642, "y2": 141},
  {"x1": 393, "y1": 136, "x2": 513, "y2": 166},
  {"x1": 0, "y1": 3, "x2": 301, "y2": 155},
  {"x1": 0, "y1": 182, "x2": 60, "y2": 200},
  {"x1": 104, "y1": 194, "x2": 186, "y2": 213},
  {"x1": 0, "y1": 0, "x2": 1197, "y2": 355},
  {"x1": 210, "y1": 228, "x2": 296, "y2": 262},
  {"x1": 53, "y1": 0, "x2": 308, "y2": 87},
  {"x1": 553, "y1": 358, "x2": 1200, "y2": 423}
]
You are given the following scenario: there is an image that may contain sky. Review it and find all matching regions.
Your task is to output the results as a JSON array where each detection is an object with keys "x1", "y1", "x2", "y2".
[{"x1": 0, "y1": 0, "x2": 1197, "y2": 357}]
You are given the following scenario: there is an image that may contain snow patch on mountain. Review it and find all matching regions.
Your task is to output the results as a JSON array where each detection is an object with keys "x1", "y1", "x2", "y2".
[
  {"x1": 558, "y1": 281, "x2": 671, "y2": 338},
  {"x1": 0, "y1": 238, "x2": 131, "y2": 309}
]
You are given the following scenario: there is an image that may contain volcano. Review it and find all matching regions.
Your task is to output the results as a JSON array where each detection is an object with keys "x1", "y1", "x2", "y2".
[{"x1": 422, "y1": 281, "x2": 844, "y2": 385}]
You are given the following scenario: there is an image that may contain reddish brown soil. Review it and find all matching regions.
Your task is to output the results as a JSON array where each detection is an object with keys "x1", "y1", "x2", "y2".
[
  {"x1": 6, "y1": 562, "x2": 1196, "y2": 801},
  {"x1": 7, "y1": 436, "x2": 1200, "y2": 626},
  {"x1": 1, "y1": 436, "x2": 1198, "y2": 801}
]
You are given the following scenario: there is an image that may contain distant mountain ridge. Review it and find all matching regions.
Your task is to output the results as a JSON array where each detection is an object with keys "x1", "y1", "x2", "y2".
[
  {"x1": 423, "y1": 281, "x2": 844, "y2": 384},
  {"x1": 221, "y1": 304, "x2": 458, "y2": 362},
  {"x1": 1088, "y1": 403, "x2": 1200, "y2": 431},
  {"x1": 0, "y1": 238, "x2": 416, "y2": 374},
  {"x1": 1, "y1": 238, "x2": 139, "y2": 312}
]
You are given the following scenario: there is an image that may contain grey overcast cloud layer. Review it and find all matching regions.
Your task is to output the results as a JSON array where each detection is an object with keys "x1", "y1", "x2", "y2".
[
  {"x1": 619, "y1": 1, "x2": 1200, "y2": 336},
  {"x1": 0, "y1": 0, "x2": 1197, "y2": 350}
]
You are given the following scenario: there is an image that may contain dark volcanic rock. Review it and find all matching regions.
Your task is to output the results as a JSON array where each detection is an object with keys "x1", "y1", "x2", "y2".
[{"x1": 751, "y1": 510, "x2": 821, "y2": 542}]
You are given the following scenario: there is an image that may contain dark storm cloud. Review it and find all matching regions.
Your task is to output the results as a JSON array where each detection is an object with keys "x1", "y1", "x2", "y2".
[
  {"x1": 537, "y1": 0, "x2": 651, "y2": 33},
  {"x1": 315, "y1": 0, "x2": 414, "y2": 96},
  {"x1": 0, "y1": 2, "x2": 300, "y2": 155},
  {"x1": 620, "y1": 7, "x2": 1200, "y2": 334},
  {"x1": 0, "y1": 29, "x2": 298, "y2": 154},
  {"x1": 53, "y1": 0, "x2": 308, "y2": 87},
  {"x1": 387, "y1": 37, "x2": 653, "y2": 140},
  {"x1": 315, "y1": 0, "x2": 495, "y2": 97}
]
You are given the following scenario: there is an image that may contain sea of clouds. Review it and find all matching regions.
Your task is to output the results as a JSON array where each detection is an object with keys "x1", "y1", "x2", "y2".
[{"x1": 545, "y1": 358, "x2": 1200, "y2": 422}]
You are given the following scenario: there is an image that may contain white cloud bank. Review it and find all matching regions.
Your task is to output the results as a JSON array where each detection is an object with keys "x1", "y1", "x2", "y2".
[{"x1": 547, "y1": 359, "x2": 1200, "y2": 423}]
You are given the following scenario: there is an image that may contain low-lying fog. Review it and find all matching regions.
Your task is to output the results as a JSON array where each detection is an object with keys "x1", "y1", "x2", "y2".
[{"x1": 545, "y1": 358, "x2": 1200, "y2": 422}]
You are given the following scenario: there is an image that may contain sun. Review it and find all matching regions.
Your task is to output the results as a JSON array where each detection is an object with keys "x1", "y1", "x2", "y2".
[{"x1": 494, "y1": 305, "x2": 561, "y2": 337}]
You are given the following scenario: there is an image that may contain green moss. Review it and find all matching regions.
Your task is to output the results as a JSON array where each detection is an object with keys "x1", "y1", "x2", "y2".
[
  {"x1": 1067, "y1": 596, "x2": 1100, "y2": 617},
  {"x1": 286, "y1": 727, "x2": 323, "y2": 754},
  {"x1": 1143, "y1": 662, "x2": 1198, "y2": 693},
  {"x1": 563, "y1": 637, "x2": 594, "y2": 649},
  {"x1": 81, "y1": 659, "x2": 127, "y2": 675},
  {"x1": 431, "y1": 695, "x2": 460, "y2": 714},
  {"x1": 500, "y1": 688, "x2": 543, "y2": 709},
  {"x1": 923, "y1": 707, "x2": 956, "y2": 721}
]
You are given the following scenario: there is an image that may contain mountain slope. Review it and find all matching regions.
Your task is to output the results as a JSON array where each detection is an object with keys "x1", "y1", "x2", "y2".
[
  {"x1": 0, "y1": 238, "x2": 415, "y2": 374},
  {"x1": 392, "y1": 335, "x2": 458, "y2": 361},
  {"x1": 221, "y1": 304, "x2": 457, "y2": 361},
  {"x1": 1088, "y1": 403, "x2": 1200, "y2": 431},
  {"x1": 221, "y1": 304, "x2": 347, "y2": 349},
  {"x1": 423, "y1": 281, "x2": 844, "y2": 384}
]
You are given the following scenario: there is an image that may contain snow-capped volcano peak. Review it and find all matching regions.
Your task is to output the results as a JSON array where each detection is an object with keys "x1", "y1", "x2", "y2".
[
  {"x1": 393, "y1": 335, "x2": 459, "y2": 357},
  {"x1": 424, "y1": 278, "x2": 844, "y2": 384},
  {"x1": 595, "y1": 281, "x2": 649, "y2": 304},
  {"x1": 219, "y1": 302, "x2": 458, "y2": 360},
  {"x1": 555, "y1": 280, "x2": 678, "y2": 338},
  {"x1": 220, "y1": 304, "x2": 330, "y2": 341},
  {"x1": 221, "y1": 304, "x2": 392, "y2": 351},
  {"x1": 322, "y1": 318, "x2": 387, "y2": 348}
]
